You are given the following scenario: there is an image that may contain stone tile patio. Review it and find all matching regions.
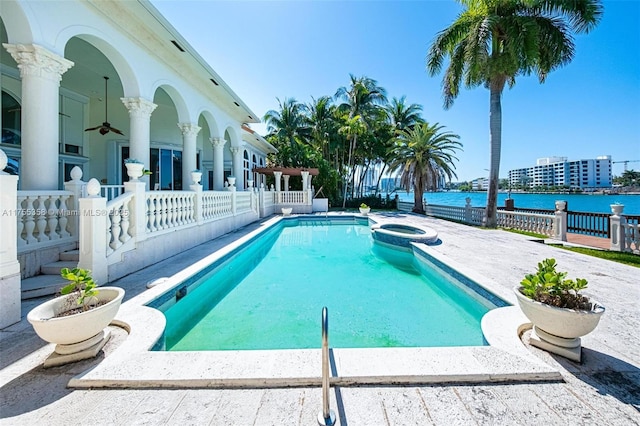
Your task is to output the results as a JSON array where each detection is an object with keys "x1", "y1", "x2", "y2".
[{"x1": 1, "y1": 213, "x2": 638, "y2": 425}]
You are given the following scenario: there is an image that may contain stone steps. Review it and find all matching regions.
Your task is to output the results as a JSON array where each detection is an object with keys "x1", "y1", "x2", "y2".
[{"x1": 21, "y1": 250, "x2": 79, "y2": 300}]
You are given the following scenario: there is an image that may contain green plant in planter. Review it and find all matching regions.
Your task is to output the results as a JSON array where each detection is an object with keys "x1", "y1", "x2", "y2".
[
  {"x1": 360, "y1": 203, "x2": 369, "y2": 209},
  {"x1": 520, "y1": 258, "x2": 591, "y2": 310},
  {"x1": 60, "y1": 267, "x2": 99, "y2": 310}
]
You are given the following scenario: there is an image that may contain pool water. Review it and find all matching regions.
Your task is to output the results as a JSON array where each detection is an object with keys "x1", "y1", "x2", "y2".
[{"x1": 159, "y1": 219, "x2": 496, "y2": 351}]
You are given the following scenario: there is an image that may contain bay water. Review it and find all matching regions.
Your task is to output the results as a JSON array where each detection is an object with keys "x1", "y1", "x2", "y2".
[{"x1": 397, "y1": 192, "x2": 639, "y2": 215}]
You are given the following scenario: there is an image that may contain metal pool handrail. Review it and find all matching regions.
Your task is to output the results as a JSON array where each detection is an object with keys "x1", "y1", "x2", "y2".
[{"x1": 318, "y1": 306, "x2": 336, "y2": 426}]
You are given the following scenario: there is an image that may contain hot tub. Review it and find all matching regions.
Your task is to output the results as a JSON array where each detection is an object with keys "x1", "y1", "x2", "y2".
[{"x1": 371, "y1": 222, "x2": 438, "y2": 248}]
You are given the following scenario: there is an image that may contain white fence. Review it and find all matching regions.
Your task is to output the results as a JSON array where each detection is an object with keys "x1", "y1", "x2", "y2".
[
  {"x1": 16, "y1": 191, "x2": 77, "y2": 252},
  {"x1": 400, "y1": 197, "x2": 640, "y2": 253}
]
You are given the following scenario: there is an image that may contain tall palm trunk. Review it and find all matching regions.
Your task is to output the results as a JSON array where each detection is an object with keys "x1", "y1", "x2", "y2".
[
  {"x1": 374, "y1": 163, "x2": 387, "y2": 195},
  {"x1": 486, "y1": 82, "x2": 503, "y2": 227},
  {"x1": 342, "y1": 134, "x2": 357, "y2": 208},
  {"x1": 413, "y1": 177, "x2": 425, "y2": 214}
]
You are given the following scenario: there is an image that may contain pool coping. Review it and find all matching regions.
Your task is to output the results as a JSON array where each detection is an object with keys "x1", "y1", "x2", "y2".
[{"x1": 68, "y1": 214, "x2": 562, "y2": 388}]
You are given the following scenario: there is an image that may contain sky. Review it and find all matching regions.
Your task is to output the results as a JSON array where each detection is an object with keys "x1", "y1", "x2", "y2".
[{"x1": 150, "y1": 0, "x2": 640, "y2": 182}]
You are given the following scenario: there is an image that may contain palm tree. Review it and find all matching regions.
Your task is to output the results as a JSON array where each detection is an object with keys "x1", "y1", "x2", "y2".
[
  {"x1": 388, "y1": 122, "x2": 462, "y2": 214},
  {"x1": 385, "y1": 96, "x2": 423, "y2": 133},
  {"x1": 426, "y1": 0, "x2": 602, "y2": 227},
  {"x1": 306, "y1": 96, "x2": 336, "y2": 161},
  {"x1": 335, "y1": 74, "x2": 387, "y2": 207},
  {"x1": 263, "y1": 97, "x2": 309, "y2": 166}
]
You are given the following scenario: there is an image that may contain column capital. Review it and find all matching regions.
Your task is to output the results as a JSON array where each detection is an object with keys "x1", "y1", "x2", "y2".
[
  {"x1": 121, "y1": 97, "x2": 157, "y2": 119},
  {"x1": 230, "y1": 146, "x2": 241, "y2": 155},
  {"x1": 210, "y1": 137, "x2": 225, "y2": 148},
  {"x1": 3, "y1": 43, "x2": 73, "y2": 84},
  {"x1": 178, "y1": 122, "x2": 201, "y2": 137}
]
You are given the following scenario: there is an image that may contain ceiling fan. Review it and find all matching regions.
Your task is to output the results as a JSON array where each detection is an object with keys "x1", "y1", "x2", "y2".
[{"x1": 84, "y1": 76, "x2": 124, "y2": 136}]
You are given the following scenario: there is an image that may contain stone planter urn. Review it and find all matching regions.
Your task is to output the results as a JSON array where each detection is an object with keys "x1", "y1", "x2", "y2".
[
  {"x1": 190, "y1": 171, "x2": 202, "y2": 185},
  {"x1": 125, "y1": 161, "x2": 144, "y2": 181},
  {"x1": 227, "y1": 176, "x2": 236, "y2": 188},
  {"x1": 27, "y1": 286, "x2": 125, "y2": 367},
  {"x1": 514, "y1": 287, "x2": 605, "y2": 362},
  {"x1": 610, "y1": 203, "x2": 624, "y2": 216},
  {"x1": 281, "y1": 207, "x2": 292, "y2": 216}
]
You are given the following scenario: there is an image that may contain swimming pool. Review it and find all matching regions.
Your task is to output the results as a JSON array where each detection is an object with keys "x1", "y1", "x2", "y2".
[{"x1": 151, "y1": 217, "x2": 507, "y2": 351}]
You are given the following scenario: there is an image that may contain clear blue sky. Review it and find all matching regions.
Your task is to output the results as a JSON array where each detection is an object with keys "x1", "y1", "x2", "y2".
[{"x1": 151, "y1": 0, "x2": 640, "y2": 182}]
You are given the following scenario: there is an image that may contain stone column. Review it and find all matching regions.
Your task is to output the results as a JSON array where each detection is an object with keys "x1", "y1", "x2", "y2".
[
  {"x1": 0, "y1": 149, "x2": 21, "y2": 328},
  {"x1": 610, "y1": 204, "x2": 626, "y2": 252},
  {"x1": 77, "y1": 179, "x2": 108, "y2": 285},
  {"x1": 230, "y1": 146, "x2": 244, "y2": 190},
  {"x1": 121, "y1": 97, "x2": 157, "y2": 183},
  {"x1": 301, "y1": 171, "x2": 309, "y2": 191},
  {"x1": 283, "y1": 175, "x2": 290, "y2": 192},
  {"x1": 273, "y1": 171, "x2": 282, "y2": 192},
  {"x1": 178, "y1": 123, "x2": 201, "y2": 190},
  {"x1": 210, "y1": 137, "x2": 225, "y2": 190},
  {"x1": 553, "y1": 200, "x2": 568, "y2": 241},
  {"x1": 4, "y1": 44, "x2": 73, "y2": 190}
]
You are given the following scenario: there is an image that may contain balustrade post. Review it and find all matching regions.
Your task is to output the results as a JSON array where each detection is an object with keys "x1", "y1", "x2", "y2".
[
  {"x1": 190, "y1": 183, "x2": 204, "y2": 225},
  {"x1": 124, "y1": 180, "x2": 148, "y2": 241},
  {"x1": 609, "y1": 204, "x2": 626, "y2": 252},
  {"x1": 231, "y1": 190, "x2": 237, "y2": 215},
  {"x1": 464, "y1": 197, "x2": 472, "y2": 224},
  {"x1": 77, "y1": 179, "x2": 108, "y2": 286},
  {"x1": 0, "y1": 149, "x2": 21, "y2": 328},
  {"x1": 63, "y1": 166, "x2": 85, "y2": 239},
  {"x1": 553, "y1": 200, "x2": 567, "y2": 241}
]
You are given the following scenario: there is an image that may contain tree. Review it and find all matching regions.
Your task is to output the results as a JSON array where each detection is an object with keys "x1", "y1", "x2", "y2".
[
  {"x1": 388, "y1": 122, "x2": 462, "y2": 214},
  {"x1": 427, "y1": 0, "x2": 602, "y2": 227},
  {"x1": 335, "y1": 74, "x2": 387, "y2": 207},
  {"x1": 385, "y1": 96, "x2": 423, "y2": 133},
  {"x1": 263, "y1": 97, "x2": 309, "y2": 166}
]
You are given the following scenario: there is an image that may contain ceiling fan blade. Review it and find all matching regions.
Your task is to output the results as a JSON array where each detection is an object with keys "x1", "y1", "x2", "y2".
[
  {"x1": 110, "y1": 126, "x2": 125, "y2": 136},
  {"x1": 85, "y1": 125, "x2": 102, "y2": 132}
]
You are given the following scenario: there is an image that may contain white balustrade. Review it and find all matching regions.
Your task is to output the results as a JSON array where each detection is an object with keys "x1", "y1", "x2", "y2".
[
  {"x1": 275, "y1": 191, "x2": 307, "y2": 205},
  {"x1": 496, "y1": 211, "x2": 555, "y2": 236},
  {"x1": 201, "y1": 191, "x2": 233, "y2": 220},
  {"x1": 622, "y1": 222, "x2": 640, "y2": 254},
  {"x1": 16, "y1": 190, "x2": 77, "y2": 251},
  {"x1": 106, "y1": 193, "x2": 134, "y2": 253},
  {"x1": 145, "y1": 191, "x2": 196, "y2": 233},
  {"x1": 236, "y1": 192, "x2": 252, "y2": 213},
  {"x1": 101, "y1": 185, "x2": 125, "y2": 201}
]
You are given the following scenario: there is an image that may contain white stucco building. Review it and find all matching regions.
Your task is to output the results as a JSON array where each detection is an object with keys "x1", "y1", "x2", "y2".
[
  {"x1": 1, "y1": 0, "x2": 326, "y2": 329},
  {"x1": 1, "y1": 0, "x2": 276, "y2": 191},
  {"x1": 508, "y1": 156, "x2": 612, "y2": 190}
]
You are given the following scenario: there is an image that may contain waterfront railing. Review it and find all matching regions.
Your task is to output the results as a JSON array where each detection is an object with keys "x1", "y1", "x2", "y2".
[{"x1": 398, "y1": 197, "x2": 639, "y2": 254}]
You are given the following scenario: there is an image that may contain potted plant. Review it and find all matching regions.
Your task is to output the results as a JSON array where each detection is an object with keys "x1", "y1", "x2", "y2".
[
  {"x1": 124, "y1": 158, "x2": 145, "y2": 180},
  {"x1": 514, "y1": 258, "x2": 605, "y2": 362},
  {"x1": 191, "y1": 169, "x2": 202, "y2": 185},
  {"x1": 27, "y1": 268, "x2": 125, "y2": 366},
  {"x1": 359, "y1": 203, "x2": 371, "y2": 215}
]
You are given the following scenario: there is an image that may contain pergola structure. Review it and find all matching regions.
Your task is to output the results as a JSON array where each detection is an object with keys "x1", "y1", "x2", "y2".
[{"x1": 252, "y1": 167, "x2": 318, "y2": 191}]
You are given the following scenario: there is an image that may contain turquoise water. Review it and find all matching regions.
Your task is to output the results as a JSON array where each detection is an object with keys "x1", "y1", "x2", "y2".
[
  {"x1": 398, "y1": 192, "x2": 640, "y2": 214},
  {"x1": 160, "y1": 220, "x2": 495, "y2": 351}
]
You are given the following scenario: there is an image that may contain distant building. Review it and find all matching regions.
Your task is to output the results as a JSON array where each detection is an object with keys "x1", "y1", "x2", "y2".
[
  {"x1": 509, "y1": 156, "x2": 612, "y2": 190},
  {"x1": 472, "y1": 177, "x2": 489, "y2": 190}
]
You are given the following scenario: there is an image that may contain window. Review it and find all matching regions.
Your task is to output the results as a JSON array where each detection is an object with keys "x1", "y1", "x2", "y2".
[{"x1": 1, "y1": 91, "x2": 21, "y2": 146}]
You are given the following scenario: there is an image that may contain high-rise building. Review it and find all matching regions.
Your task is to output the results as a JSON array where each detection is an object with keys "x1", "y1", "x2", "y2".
[{"x1": 508, "y1": 156, "x2": 612, "y2": 189}]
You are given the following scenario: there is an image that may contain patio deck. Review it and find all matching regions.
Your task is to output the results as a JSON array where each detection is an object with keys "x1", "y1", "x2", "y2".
[{"x1": 1, "y1": 212, "x2": 638, "y2": 425}]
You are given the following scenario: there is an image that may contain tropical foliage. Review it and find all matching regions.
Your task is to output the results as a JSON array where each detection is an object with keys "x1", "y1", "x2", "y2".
[
  {"x1": 388, "y1": 122, "x2": 462, "y2": 213},
  {"x1": 427, "y1": 0, "x2": 602, "y2": 227},
  {"x1": 263, "y1": 75, "x2": 461, "y2": 207}
]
